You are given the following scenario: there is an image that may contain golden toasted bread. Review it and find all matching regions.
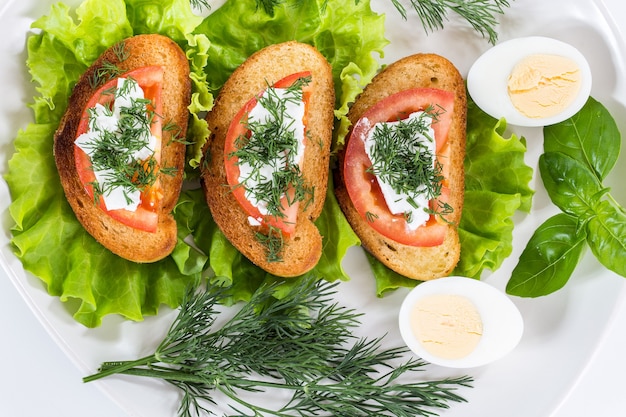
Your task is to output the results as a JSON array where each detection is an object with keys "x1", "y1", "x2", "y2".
[
  {"x1": 54, "y1": 34, "x2": 190, "y2": 263},
  {"x1": 201, "y1": 41, "x2": 335, "y2": 277},
  {"x1": 335, "y1": 53, "x2": 466, "y2": 280}
]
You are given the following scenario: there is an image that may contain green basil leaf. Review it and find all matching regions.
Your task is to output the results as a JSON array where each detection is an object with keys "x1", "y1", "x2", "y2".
[
  {"x1": 587, "y1": 200, "x2": 626, "y2": 277},
  {"x1": 539, "y1": 151, "x2": 607, "y2": 219},
  {"x1": 507, "y1": 213, "x2": 587, "y2": 297},
  {"x1": 544, "y1": 97, "x2": 621, "y2": 181}
]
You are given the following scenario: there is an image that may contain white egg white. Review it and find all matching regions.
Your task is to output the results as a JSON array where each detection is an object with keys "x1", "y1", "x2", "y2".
[
  {"x1": 467, "y1": 36, "x2": 592, "y2": 127},
  {"x1": 398, "y1": 276, "x2": 524, "y2": 368}
]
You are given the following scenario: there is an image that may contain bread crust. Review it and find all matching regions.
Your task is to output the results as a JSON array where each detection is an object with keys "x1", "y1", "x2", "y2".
[
  {"x1": 54, "y1": 34, "x2": 190, "y2": 263},
  {"x1": 335, "y1": 53, "x2": 466, "y2": 281},
  {"x1": 201, "y1": 41, "x2": 334, "y2": 277}
]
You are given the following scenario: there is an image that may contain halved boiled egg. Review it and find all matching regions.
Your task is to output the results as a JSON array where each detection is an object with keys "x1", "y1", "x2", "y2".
[
  {"x1": 467, "y1": 36, "x2": 592, "y2": 127},
  {"x1": 398, "y1": 276, "x2": 523, "y2": 368}
]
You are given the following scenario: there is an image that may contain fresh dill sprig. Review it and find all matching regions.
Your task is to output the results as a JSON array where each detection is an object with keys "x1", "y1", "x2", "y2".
[
  {"x1": 390, "y1": 0, "x2": 510, "y2": 44},
  {"x1": 84, "y1": 277, "x2": 472, "y2": 417},
  {"x1": 255, "y1": 0, "x2": 510, "y2": 44},
  {"x1": 255, "y1": 0, "x2": 284, "y2": 16},
  {"x1": 189, "y1": 0, "x2": 211, "y2": 12}
]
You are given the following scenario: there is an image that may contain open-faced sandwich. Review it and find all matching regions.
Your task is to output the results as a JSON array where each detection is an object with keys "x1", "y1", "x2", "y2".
[
  {"x1": 334, "y1": 53, "x2": 467, "y2": 281},
  {"x1": 200, "y1": 41, "x2": 335, "y2": 278},
  {"x1": 54, "y1": 34, "x2": 191, "y2": 263}
]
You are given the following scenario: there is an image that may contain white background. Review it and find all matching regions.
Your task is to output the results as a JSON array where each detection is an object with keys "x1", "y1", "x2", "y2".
[{"x1": 1, "y1": 0, "x2": 625, "y2": 416}]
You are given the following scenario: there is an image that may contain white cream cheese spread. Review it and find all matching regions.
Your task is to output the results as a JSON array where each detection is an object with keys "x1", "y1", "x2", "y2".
[
  {"x1": 237, "y1": 85, "x2": 306, "y2": 223},
  {"x1": 363, "y1": 111, "x2": 436, "y2": 231},
  {"x1": 75, "y1": 77, "x2": 156, "y2": 212}
]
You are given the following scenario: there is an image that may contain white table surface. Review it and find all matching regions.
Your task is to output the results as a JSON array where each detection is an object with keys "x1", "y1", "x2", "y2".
[{"x1": 1, "y1": 1, "x2": 625, "y2": 416}]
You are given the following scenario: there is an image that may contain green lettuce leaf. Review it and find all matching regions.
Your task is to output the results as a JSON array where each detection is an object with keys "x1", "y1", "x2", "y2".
[
  {"x1": 454, "y1": 190, "x2": 522, "y2": 277},
  {"x1": 185, "y1": 33, "x2": 213, "y2": 169},
  {"x1": 463, "y1": 105, "x2": 534, "y2": 213},
  {"x1": 194, "y1": 0, "x2": 387, "y2": 132},
  {"x1": 124, "y1": 0, "x2": 204, "y2": 41},
  {"x1": 31, "y1": 0, "x2": 132, "y2": 66},
  {"x1": 6, "y1": 0, "x2": 386, "y2": 325},
  {"x1": 313, "y1": 178, "x2": 361, "y2": 282},
  {"x1": 7, "y1": 124, "x2": 197, "y2": 328},
  {"x1": 455, "y1": 98, "x2": 535, "y2": 277},
  {"x1": 6, "y1": 0, "x2": 210, "y2": 327},
  {"x1": 27, "y1": 0, "x2": 131, "y2": 125},
  {"x1": 453, "y1": 100, "x2": 534, "y2": 278}
]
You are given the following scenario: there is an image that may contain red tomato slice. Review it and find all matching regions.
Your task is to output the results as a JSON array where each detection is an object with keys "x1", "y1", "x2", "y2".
[
  {"x1": 224, "y1": 72, "x2": 312, "y2": 237},
  {"x1": 344, "y1": 88, "x2": 455, "y2": 247},
  {"x1": 74, "y1": 66, "x2": 164, "y2": 233}
]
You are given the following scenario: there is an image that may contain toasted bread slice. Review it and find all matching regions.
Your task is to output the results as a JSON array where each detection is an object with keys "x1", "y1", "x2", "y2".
[
  {"x1": 54, "y1": 34, "x2": 190, "y2": 263},
  {"x1": 335, "y1": 53, "x2": 466, "y2": 280},
  {"x1": 201, "y1": 41, "x2": 334, "y2": 277}
]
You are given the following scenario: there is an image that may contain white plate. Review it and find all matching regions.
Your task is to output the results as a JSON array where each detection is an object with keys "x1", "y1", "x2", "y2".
[{"x1": 1, "y1": 0, "x2": 626, "y2": 416}]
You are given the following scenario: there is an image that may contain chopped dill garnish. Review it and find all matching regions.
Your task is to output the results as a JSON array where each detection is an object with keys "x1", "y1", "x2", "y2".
[
  {"x1": 88, "y1": 61, "x2": 124, "y2": 90},
  {"x1": 78, "y1": 77, "x2": 162, "y2": 205},
  {"x1": 112, "y1": 40, "x2": 130, "y2": 62},
  {"x1": 231, "y1": 75, "x2": 312, "y2": 219},
  {"x1": 364, "y1": 106, "x2": 456, "y2": 225},
  {"x1": 159, "y1": 166, "x2": 179, "y2": 177},
  {"x1": 366, "y1": 211, "x2": 379, "y2": 223},
  {"x1": 88, "y1": 41, "x2": 129, "y2": 89},
  {"x1": 230, "y1": 76, "x2": 312, "y2": 262},
  {"x1": 366, "y1": 109, "x2": 444, "y2": 203},
  {"x1": 255, "y1": 226, "x2": 285, "y2": 263},
  {"x1": 430, "y1": 197, "x2": 455, "y2": 221},
  {"x1": 164, "y1": 121, "x2": 191, "y2": 145}
]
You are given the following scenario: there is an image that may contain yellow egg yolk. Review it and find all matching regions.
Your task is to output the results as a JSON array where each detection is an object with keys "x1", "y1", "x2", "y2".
[
  {"x1": 507, "y1": 53, "x2": 582, "y2": 119},
  {"x1": 410, "y1": 294, "x2": 483, "y2": 360}
]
